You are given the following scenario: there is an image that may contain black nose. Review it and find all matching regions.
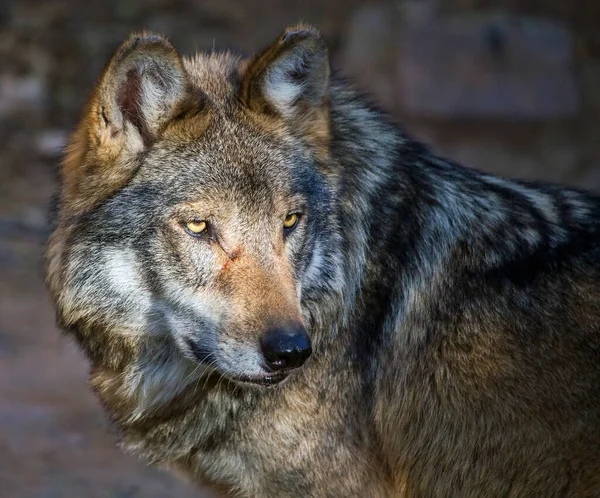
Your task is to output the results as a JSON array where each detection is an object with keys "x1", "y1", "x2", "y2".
[{"x1": 261, "y1": 324, "x2": 312, "y2": 372}]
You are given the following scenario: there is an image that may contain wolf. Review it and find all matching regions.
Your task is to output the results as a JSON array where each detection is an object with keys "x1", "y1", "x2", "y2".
[{"x1": 45, "y1": 25, "x2": 600, "y2": 497}]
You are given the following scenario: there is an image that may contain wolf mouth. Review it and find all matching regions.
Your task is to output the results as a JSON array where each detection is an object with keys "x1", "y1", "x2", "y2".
[
  {"x1": 184, "y1": 339, "x2": 288, "y2": 387},
  {"x1": 231, "y1": 372, "x2": 289, "y2": 387}
]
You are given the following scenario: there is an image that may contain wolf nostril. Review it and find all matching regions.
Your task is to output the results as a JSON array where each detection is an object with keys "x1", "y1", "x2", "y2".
[{"x1": 261, "y1": 324, "x2": 312, "y2": 372}]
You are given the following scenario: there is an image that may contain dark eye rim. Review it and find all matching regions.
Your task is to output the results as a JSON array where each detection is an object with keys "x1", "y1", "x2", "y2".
[
  {"x1": 182, "y1": 220, "x2": 211, "y2": 238},
  {"x1": 283, "y1": 212, "x2": 302, "y2": 234}
]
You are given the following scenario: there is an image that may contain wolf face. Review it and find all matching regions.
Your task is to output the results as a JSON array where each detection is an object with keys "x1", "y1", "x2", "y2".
[
  {"x1": 47, "y1": 29, "x2": 341, "y2": 395},
  {"x1": 87, "y1": 117, "x2": 331, "y2": 383}
]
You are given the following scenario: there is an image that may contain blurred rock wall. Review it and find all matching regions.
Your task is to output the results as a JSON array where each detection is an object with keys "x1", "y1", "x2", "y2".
[{"x1": 339, "y1": 0, "x2": 600, "y2": 188}]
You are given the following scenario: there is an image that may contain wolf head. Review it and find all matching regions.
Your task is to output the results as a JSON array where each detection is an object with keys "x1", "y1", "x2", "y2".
[{"x1": 46, "y1": 27, "x2": 344, "y2": 403}]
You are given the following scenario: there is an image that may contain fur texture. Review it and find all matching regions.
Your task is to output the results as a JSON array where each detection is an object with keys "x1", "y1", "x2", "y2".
[{"x1": 46, "y1": 26, "x2": 600, "y2": 497}]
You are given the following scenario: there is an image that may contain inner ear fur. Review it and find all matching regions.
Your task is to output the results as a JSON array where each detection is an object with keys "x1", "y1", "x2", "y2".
[{"x1": 92, "y1": 32, "x2": 194, "y2": 154}]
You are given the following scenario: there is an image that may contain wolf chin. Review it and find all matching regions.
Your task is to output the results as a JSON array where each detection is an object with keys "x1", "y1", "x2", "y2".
[{"x1": 45, "y1": 25, "x2": 600, "y2": 496}]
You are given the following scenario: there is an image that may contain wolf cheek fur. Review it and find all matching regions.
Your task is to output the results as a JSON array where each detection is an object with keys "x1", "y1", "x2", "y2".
[{"x1": 46, "y1": 25, "x2": 600, "y2": 497}]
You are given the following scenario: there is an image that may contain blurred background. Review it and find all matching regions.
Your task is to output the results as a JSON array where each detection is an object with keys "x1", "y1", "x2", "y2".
[{"x1": 0, "y1": 0, "x2": 599, "y2": 496}]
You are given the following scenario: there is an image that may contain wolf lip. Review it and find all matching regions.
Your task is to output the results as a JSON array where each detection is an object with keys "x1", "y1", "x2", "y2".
[{"x1": 234, "y1": 372, "x2": 288, "y2": 387}]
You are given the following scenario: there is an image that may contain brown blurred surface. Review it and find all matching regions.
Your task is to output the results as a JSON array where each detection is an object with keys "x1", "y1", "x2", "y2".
[{"x1": 0, "y1": 0, "x2": 598, "y2": 496}]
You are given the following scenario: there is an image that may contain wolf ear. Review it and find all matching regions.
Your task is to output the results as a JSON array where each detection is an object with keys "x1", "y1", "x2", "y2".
[
  {"x1": 91, "y1": 33, "x2": 191, "y2": 152},
  {"x1": 60, "y1": 33, "x2": 194, "y2": 212},
  {"x1": 242, "y1": 26, "x2": 330, "y2": 120}
]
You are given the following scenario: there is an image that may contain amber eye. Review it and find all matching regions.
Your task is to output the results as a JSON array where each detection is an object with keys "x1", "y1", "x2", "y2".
[
  {"x1": 184, "y1": 220, "x2": 208, "y2": 236},
  {"x1": 283, "y1": 213, "x2": 299, "y2": 231}
]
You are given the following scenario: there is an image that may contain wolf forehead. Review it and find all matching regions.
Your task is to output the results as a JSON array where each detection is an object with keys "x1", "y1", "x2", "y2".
[
  {"x1": 130, "y1": 52, "x2": 322, "y2": 195},
  {"x1": 134, "y1": 128, "x2": 327, "y2": 211},
  {"x1": 182, "y1": 51, "x2": 244, "y2": 104}
]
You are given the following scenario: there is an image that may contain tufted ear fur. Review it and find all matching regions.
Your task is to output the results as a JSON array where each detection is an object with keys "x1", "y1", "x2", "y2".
[
  {"x1": 241, "y1": 25, "x2": 331, "y2": 144},
  {"x1": 61, "y1": 33, "x2": 195, "y2": 212}
]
